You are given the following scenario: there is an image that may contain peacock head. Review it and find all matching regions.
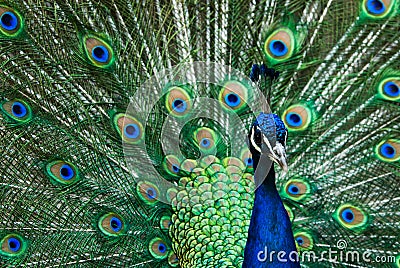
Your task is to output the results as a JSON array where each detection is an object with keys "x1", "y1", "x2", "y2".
[{"x1": 248, "y1": 112, "x2": 288, "y2": 173}]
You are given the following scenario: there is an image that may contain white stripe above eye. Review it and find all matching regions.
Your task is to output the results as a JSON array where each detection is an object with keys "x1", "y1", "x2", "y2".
[{"x1": 250, "y1": 127, "x2": 262, "y2": 153}]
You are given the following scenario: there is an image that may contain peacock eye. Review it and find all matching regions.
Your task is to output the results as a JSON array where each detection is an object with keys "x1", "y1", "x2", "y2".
[
  {"x1": 124, "y1": 123, "x2": 140, "y2": 139},
  {"x1": 334, "y1": 204, "x2": 369, "y2": 231},
  {"x1": 136, "y1": 181, "x2": 160, "y2": 205},
  {"x1": 218, "y1": 80, "x2": 249, "y2": 111},
  {"x1": 293, "y1": 232, "x2": 314, "y2": 250},
  {"x1": 0, "y1": 6, "x2": 23, "y2": 36},
  {"x1": 165, "y1": 86, "x2": 192, "y2": 117},
  {"x1": 0, "y1": 234, "x2": 26, "y2": 257},
  {"x1": 341, "y1": 209, "x2": 355, "y2": 223},
  {"x1": 383, "y1": 82, "x2": 399, "y2": 98},
  {"x1": 160, "y1": 216, "x2": 172, "y2": 231},
  {"x1": 282, "y1": 104, "x2": 312, "y2": 131},
  {"x1": 375, "y1": 139, "x2": 400, "y2": 162},
  {"x1": 149, "y1": 238, "x2": 169, "y2": 259},
  {"x1": 264, "y1": 28, "x2": 295, "y2": 63},
  {"x1": 91, "y1": 45, "x2": 109, "y2": 63},
  {"x1": 109, "y1": 217, "x2": 122, "y2": 232},
  {"x1": 363, "y1": 0, "x2": 394, "y2": 18},
  {"x1": 113, "y1": 113, "x2": 144, "y2": 144},
  {"x1": 282, "y1": 179, "x2": 311, "y2": 202},
  {"x1": 194, "y1": 127, "x2": 218, "y2": 154},
  {"x1": 1, "y1": 99, "x2": 32, "y2": 123},
  {"x1": 377, "y1": 77, "x2": 400, "y2": 101},
  {"x1": 245, "y1": 158, "x2": 253, "y2": 166},
  {"x1": 241, "y1": 148, "x2": 253, "y2": 170},
  {"x1": 98, "y1": 213, "x2": 125, "y2": 236},
  {"x1": 269, "y1": 40, "x2": 288, "y2": 57},
  {"x1": 46, "y1": 161, "x2": 79, "y2": 185},
  {"x1": 162, "y1": 155, "x2": 182, "y2": 177},
  {"x1": 296, "y1": 237, "x2": 303, "y2": 245},
  {"x1": 83, "y1": 35, "x2": 114, "y2": 68}
]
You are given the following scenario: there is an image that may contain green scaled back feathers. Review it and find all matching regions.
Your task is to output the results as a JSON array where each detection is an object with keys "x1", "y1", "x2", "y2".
[{"x1": 1, "y1": 0, "x2": 400, "y2": 268}]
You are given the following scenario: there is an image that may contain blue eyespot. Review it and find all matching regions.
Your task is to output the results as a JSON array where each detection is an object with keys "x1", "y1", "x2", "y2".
[
  {"x1": 124, "y1": 123, "x2": 140, "y2": 139},
  {"x1": 59, "y1": 164, "x2": 74, "y2": 180},
  {"x1": 91, "y1": 45, "x2": 109, "y2": 63},
  {"x1": 146, "y1": 187, "x2": 158, "y2": 199},
  {"x1": 383, "y1": 82, "x2": 399, "y2": 98},
  {"x1": 380, "y1": 143, "x2": 396, "y2": 158},
  {"x1": 171, "y1": 164, "x2": 180, "y2": 174},
  {"x1": 296, "y1": 237, "x2": 304, "y2": 246},
  {"x1": 285, "y1": 112, "x2": 302, "y2": 127},
  {"x1": 224, "y1": 93, "x2": 240, "y2": 107},
  {"x1": 269, "y1": 40, "x2": 288, "y2": 57},
  {"x1": 366, "y1": 0, "x2": 385, "y2": 15},
  {"x1": 11, "y1": 101, "x2": 27, "y2": 118},
  {"x1": 200, "y1": 138, "x2": 211, "y2": 148},
  {"x1": 158, "y1": 243, "x2": 167, "y2": 253},
  {"x1": 172, "y1": 99, "x2": 187, "y2": 113},
  {"x1": 245, "y1": 158, "x2": 253, "y2": 166},
  {"x1": 341, "y1": 209, "x2": 355, "y2": 223},
  {"x1": 1, "y1": 11, "x2": 18, "y2": 31},
  {"x1": 7, "y1": 237, "x2": 21, "y2": 252},
  {"x1": 110, "y1": 217, "x2": 122, "y2": 232},
  {"x1": 288, "y1": 185, "x2": 300, "y2": 195}
]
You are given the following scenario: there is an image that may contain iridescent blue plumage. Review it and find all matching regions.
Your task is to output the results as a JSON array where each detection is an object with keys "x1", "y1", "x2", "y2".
[{"x1": 243, "y1": 113, "x2": 299, "y2": 267}]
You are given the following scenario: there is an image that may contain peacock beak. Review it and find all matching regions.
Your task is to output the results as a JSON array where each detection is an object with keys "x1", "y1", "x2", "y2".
[{"x1": 268, "y1": 142, "x2": 288, "y2": 174}]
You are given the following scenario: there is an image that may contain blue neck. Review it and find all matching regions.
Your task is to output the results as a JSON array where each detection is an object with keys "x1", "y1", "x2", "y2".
[{"x1": 243, "y1": 159, "x2": 299, "y2": 267}]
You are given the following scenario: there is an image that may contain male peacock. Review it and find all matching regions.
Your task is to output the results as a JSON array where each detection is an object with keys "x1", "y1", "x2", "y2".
[{"x1": 1, "y1": 0, "x2": 400, "y2": 268}]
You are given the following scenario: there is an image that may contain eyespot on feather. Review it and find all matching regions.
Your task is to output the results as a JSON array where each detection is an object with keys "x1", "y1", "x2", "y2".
[
  {"x1": 375, "y1": 139, "x2": 400, "y2": 162},
  {"x1": 294, "y1": 231, "x2": 314, "y2": 251},
  {"x1": 149, "y1": 237, "x2": 169, "y2": 259},
  {"x1": 282, "y1": 179, "x2": 311, "y2": 202},
  {"x1": 194, "y1": 127, "x2": 219, "y2": 153},
  {"x1": 264, "y1": 28, "x2": 295, "y2": 63},
  {"x1": 46, "y1": 161, "x2": 80, "y2": 185},
  {"x1": 1, "y1": 99, "x2": 32, "y2": 123},
  {"x1": 240, "y1": 148, "x2": 253, "y2": 171},
  {"x1": 160, "y1": 216, "x2": 172, "y2": 231},
  {"x1": 165, "y1": 86, "x2": 192, "y2": 117},
  {"x1": 218, "y1": 80, "x2": 249, "y2": 111},
  {"x1": 0, "y1": 234, "x2": 26, "y2": 257},
  {"x1": 282, "y1": 104, "x2": 312, "y2": 131},
  {"x1": 163, "y1": 155, "x2": 181, "y2": 177},
  {"x1": 83, "y1": 35, "x2": 114, "y2": 67},
  {"x1": 136, "y1": 181, "x2": 160, "y2": 205},
  {"x1": 333, "y1": 204, "x2": 369, "y2": 231},
  {"x1": 0, "y1": 6, "x2": 23, "y2": 37},
  {"x1": 377, "y1": 77, "x2": 400, "y2": 102},
  {"x1": 362, "y1": 0, "x2": 395, "y2": 18},
  {"x1": 98, "y1": 212, "x2": 125, "y2": 237},
  {"x1": 113, "y1": 113, "x2": 144, "y2": 144}
]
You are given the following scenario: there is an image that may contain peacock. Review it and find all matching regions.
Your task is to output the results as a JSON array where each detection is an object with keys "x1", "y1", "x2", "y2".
[{"x1": 1, "y1": 0, "x2": 400, "y2": 267}]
